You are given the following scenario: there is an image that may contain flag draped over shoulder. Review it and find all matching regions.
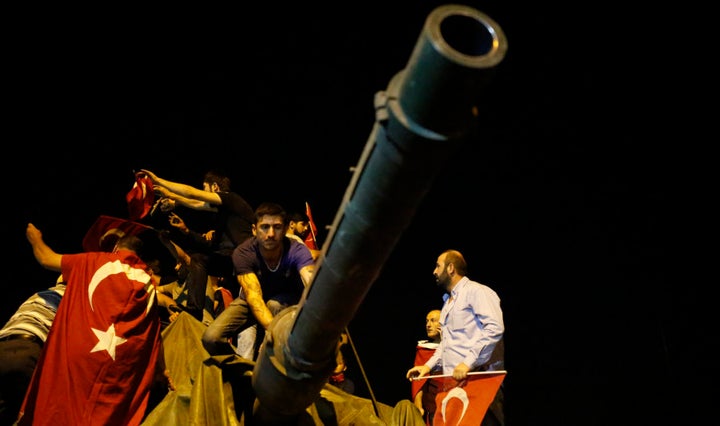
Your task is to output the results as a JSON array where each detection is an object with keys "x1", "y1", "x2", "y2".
[
  {"x1": 18, "y1": 251, "x2": 163, "y2": 426},
  {"x1": 432, "y1": 372, "x2": 506, "y2": 426},
  {"x1": 127, "y1": 173, "x2": 155, "y2": 221},
  {"x1": 304, "y1": 201, "x2": 319, "y2": 250}
]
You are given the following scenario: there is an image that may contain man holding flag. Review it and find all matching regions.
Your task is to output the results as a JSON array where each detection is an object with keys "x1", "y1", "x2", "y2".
[
  {"x1": 406, "y1": 250, "x2": 506, "y2": 426},
  {"x1": 19, "y1": 223, "x2": 173, "y2": 425}
]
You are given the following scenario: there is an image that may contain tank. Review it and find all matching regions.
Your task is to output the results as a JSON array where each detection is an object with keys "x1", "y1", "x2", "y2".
[
  {"x1": 141, "y1": 4, "x2": 508, "y2": 425},
  {"x1": 251, "y1": 4, "x2": 508, "y2": 424}
]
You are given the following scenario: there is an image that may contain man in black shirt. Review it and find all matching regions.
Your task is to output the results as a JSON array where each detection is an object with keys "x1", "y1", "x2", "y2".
[{"x1": 140, "y1": 169, "x2": 255, "y2": 320}]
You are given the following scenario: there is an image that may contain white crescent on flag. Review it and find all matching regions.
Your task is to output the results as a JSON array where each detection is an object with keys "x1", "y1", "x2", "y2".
[
  {"x1": 98, "y1": 228, "x2": 126, "y2": 251},
  {"x1": 86, "y1": 259, "x2": 155, "y2": 360},
  {"x1": 440, "y1": 387, "x2": 470, "y2": 423},
  {"x1": 88, "y1": 260, "x2": 152, "y2": 311}
]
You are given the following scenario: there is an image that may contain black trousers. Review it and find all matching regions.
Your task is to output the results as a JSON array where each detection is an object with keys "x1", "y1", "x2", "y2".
[{"x1": 0, "y1": 336, "x2": 43, "y2": 426}]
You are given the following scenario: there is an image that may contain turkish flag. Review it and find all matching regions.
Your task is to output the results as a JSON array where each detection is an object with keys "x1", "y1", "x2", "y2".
[
  {"x1": 411, "y1": 344, "x2": 438, "y2": 400},
  {"x1": 432, "y1": 372, "x2": 506, "y2": 426},
  {"x1": 18, "y1": 251, "x2": 163, "y2": 426},
  {"x1": 304, "y1": 201, "x2": 319, "y2": 250},
  {"x1": 126, "y1": 173, "x2": 155, "y2": 221}
]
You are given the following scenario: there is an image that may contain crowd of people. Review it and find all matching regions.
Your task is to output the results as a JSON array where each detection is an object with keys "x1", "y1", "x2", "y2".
[{"x1": 2, "y1": 168, "x2": 506, "y2": 425}]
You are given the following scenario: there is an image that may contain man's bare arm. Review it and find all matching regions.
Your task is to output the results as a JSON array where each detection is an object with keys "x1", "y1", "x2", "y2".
[
  {"x1": 299, "y1": 264, "x2": 315, "y2": 288},
  {"x1": 237, "y1": 273, "x2": 274, "y2": 329},
  {"x1": 26, "y1": 223, "x2": 62, "y2": 272},
  {"x1": 154, "y1": 186, "x2": 218, "y2": 212},
  {"x1": 141, "y1": 169, "x2": 222, "y2": 208}
]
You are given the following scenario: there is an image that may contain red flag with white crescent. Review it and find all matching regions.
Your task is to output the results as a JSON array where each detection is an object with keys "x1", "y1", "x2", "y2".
[
  {"x1": 432, "y1": 372, "x2": 506, "y2": 426},
  {"x1": 17, "y1": 251, "x2": 162, "y2": 426}
]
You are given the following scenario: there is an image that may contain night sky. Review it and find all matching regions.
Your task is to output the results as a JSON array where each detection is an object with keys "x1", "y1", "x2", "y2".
[{"x1": 5, "y1": 2, "x2": 685, "y2": 425}]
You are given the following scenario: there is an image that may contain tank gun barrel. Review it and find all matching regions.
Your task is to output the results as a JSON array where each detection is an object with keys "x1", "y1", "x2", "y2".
[{"x1": 252, "y1": 5, "x2": 508, "y2": 423}]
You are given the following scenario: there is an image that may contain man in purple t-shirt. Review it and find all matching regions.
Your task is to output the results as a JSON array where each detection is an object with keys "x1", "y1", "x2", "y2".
[{"x1": 201, "y1": 202, "x2": 315, "y2": 356}]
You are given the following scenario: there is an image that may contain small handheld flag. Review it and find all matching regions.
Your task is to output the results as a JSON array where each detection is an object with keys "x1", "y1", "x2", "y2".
[{"x1": 304, "y1": 201, "x2": 319, "y2": 250}]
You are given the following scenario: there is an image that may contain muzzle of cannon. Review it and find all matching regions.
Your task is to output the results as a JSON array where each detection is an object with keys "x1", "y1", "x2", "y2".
[{"x1": 252, "y1": 4, "x2": 508, "y2": 423}]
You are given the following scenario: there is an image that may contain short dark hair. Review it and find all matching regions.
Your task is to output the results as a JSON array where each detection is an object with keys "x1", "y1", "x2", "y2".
[
  {"x1": 255, "y1": 202, "x2": 288, "y2": 225},
  {"x1": 443, "y1": 249, "x2": 468, "y2": 276},
  {"x1": 289, "y1": 211, "x2": 309, "y2": 223},
  {"x1": 203, "y1": 170, "x2": 231, "y2": 192},
  {"x1": 115, "y1": 235, "x2": 144, "y2": 254}
]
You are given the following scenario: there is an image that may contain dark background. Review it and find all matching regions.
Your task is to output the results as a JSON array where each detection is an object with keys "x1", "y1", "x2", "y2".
[{"x1": 5, "y1": 2, "x2": 687, "y2": 425}]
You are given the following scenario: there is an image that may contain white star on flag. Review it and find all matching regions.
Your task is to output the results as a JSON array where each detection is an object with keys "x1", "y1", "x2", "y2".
[{"x1": 91, "y1": 323, "x2": 127, "y2": 360}]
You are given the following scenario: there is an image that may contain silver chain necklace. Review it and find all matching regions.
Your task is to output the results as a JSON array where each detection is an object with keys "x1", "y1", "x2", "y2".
[
  {"x1": 264, "y1": 258, "x2": 281, "y2": 272},
  {"x1": 263, "y1": 249, "x2": 282, "y2": 272}
]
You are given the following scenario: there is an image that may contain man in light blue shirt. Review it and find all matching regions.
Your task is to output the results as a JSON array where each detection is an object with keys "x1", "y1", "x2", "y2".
[{"x1": 407, "y1": 249, "x2": 505, "y2": 425}]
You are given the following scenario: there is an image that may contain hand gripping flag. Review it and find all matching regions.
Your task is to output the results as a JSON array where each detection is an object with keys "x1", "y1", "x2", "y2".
[
  {"x1": 304, "y1": 201, "x2": 319, "y2": 250},
  {"x1": 126, "y1": 172, "x2": 155, "y2": 221},
  {"x1": 411, "y1": 343, "x2": 439, "y2": 401},
  {"x1": 432, "y1": 371, "x2": 506, "y2": 426}
]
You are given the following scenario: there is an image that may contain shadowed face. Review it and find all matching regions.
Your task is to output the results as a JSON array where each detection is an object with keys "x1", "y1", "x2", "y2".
[
  {"x1": 433, "y1": 253, "x2": 451, "y2": 290},
  {"x1": 425, "y1": 310, "x2": 441, "y2": 341},
  {"x1": 202, "y1": 181, "x2": 220, "y2": 193},
  {"x1": 253, "y1": 214, "x2": 287, "y2": 251},
  {"x1": 289, "y1": 220, "x2": 310, "y2": 239}
]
